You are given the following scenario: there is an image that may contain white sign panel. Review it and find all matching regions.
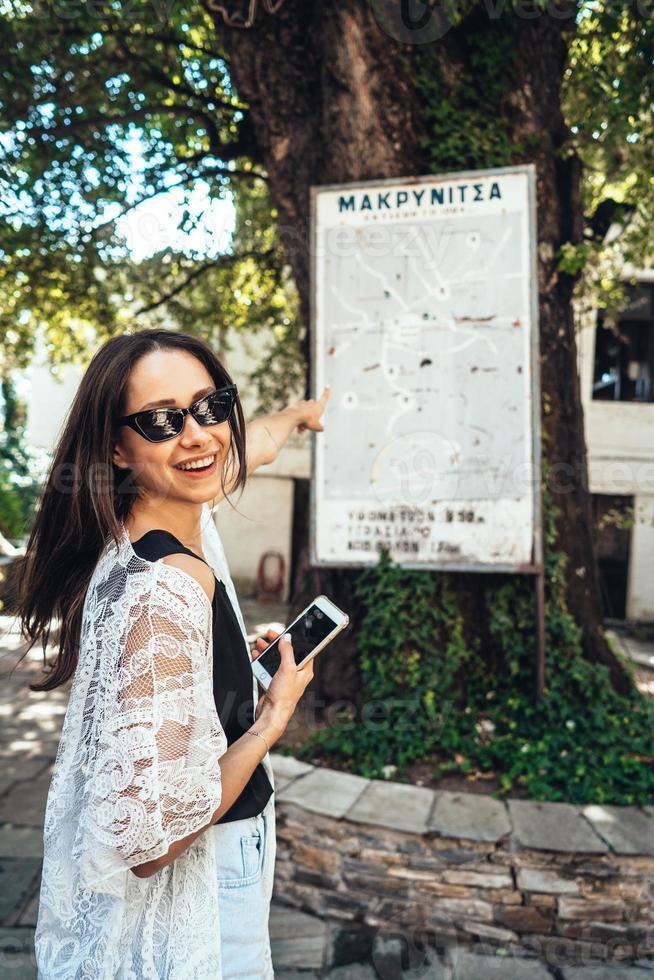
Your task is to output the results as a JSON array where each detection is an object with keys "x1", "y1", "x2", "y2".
[{"x1": 310, "y1": 165, "x2": 541, "y2": 572}]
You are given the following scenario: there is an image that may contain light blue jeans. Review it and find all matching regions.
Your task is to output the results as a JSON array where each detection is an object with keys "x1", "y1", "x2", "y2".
[{"x1": 210, "y1": 792, "x2": 276, "y2": 979}]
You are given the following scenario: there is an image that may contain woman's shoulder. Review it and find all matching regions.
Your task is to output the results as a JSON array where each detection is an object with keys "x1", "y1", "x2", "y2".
[
  {"x1": 128, "y1": 526, "x2": 216, "y2": 607},
  {"x1": 87, "y1": 528, "x2": 214, "y2": 632},
  {"x1": 161, "y1": 552, "x2": 215, "y2": 606}
]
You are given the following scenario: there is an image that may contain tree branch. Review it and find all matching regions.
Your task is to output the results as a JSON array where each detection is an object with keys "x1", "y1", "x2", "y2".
[
  {"x1": 88, "y1": 163, "x2": 267, "y2": 240},
  {"x1": 203, "y1": 0, "x2": 287, "y2": 29},
  {"x1": 61, "y1": 24, "x2": 234, "y2": 64},
  {"x1": 27, "y1": 104, "x2": 233, "y2": 138},
  {"x1": 133, "y1": 247, "x2": 274, "y2": 315}
]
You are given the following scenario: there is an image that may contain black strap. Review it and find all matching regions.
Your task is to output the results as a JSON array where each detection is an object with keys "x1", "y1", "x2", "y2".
[{"x1": 131, "y1": 529, "x2": 212, "y2": 570}]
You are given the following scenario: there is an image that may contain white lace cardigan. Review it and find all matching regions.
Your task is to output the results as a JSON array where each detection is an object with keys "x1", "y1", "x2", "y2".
[{"x1": 34, "y1": 503, "x2": 274, "y2": 979}]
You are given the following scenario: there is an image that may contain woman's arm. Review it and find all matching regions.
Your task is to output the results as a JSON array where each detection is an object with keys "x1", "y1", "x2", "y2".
[
  {"x1": 244, "y1": 386, "x2": 332, "y2": 473},
  {"x1": 131, "y1": 708, "x2": 285, "y2": 878},
  {"x1": 209, "y1": 388, "x2": 330, "y2": 504},
  {"x1": 86, "y1": 558, "x2": 225, "y2": 885},
  {"x1": 130, "y1": 628, "x2": 314, "y2": 878},
  {"x1": 245, "y1": 405, "x2": 303, "y2": 470}
]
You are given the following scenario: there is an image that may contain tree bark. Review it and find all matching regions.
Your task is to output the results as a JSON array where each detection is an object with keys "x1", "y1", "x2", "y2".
[{"x1": 208, "y1": 0, "x2": 633, "y2": 701}]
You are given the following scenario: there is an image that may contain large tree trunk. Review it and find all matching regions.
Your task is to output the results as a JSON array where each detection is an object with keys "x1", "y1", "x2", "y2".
[{"x1": 208, "y1": 0, "x2": 633, "y2": 699}]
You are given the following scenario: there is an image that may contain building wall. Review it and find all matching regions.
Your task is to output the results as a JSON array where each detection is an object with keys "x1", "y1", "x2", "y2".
[
  {"x1": 24, "y1": 357, "x2": 85, "y2": 452},
  {"x1": 212, "y1": 444, "x2": 310, "y2": 602},
  {"x1": 626, "y1": 495, "x2": 654, "y2": 621},
  {"x1": 576, "y1": 286, "x2": 654, "y2": 621}
]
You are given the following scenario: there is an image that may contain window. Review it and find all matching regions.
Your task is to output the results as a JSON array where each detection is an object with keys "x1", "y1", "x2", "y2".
[
  {"x1": 591, "y1": 494, "x2": 633, "y2": 620},
  {"x1": 593, "y1": 283, "x2": 654, "y2": 403}
]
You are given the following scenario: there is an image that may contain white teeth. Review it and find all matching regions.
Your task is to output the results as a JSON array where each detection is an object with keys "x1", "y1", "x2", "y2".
[{"x1": 176, "y1": 455, "x2": 215, "y2": 471}]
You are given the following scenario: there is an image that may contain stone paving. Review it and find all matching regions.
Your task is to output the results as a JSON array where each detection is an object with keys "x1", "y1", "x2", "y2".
[
  {"x1": 0, "y1": 611, "x2": 653, "y2": 978},
  {"x1": 606, "y1": 628, "x2": 654, "y2": 700}
]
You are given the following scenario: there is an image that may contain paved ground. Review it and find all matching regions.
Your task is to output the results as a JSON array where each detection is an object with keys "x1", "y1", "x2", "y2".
[
  {"x1": 0, "y1": 608, "x2": 652, "y2": 978},
  {"x1": 606, "y1": 626, "x2": 654, "y2": 700}
]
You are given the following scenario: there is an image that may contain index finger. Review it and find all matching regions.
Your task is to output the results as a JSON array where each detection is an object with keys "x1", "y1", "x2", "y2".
[{"x1": 319, "y1": 386, "x2": 331, "y2": 404}]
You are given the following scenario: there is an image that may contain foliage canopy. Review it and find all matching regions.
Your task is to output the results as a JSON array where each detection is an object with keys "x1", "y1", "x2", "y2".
[{"x1": 0, "y1": 0, "x2": 652, "y2": 378}]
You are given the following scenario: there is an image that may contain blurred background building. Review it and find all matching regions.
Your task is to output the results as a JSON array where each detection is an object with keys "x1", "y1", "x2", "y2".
[{"x1": 577, "y1": 271, "x2": 654, "y2": 623}]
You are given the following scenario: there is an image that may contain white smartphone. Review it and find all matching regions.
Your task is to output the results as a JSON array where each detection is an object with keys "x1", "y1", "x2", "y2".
[{"x1": 251, "y1": 595, "x2": 350, "y2": 691}]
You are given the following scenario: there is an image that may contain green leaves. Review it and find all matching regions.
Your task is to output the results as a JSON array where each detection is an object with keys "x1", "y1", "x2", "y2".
[
  {"x1": 562, "y1": 0, "x2": 654, "y2": 310},
  {"x1": 556, "y1": 241, "x2": 593, "y2": 277},
  {"x1": 413, "y1": 15, "x2": 521, "y2": 173},
  {"x1": 0, "y1": 2, "x2": 302, "y2": 409},
  {"x1": 0, "y1": 377, "x2": 41, "y2": 540}
]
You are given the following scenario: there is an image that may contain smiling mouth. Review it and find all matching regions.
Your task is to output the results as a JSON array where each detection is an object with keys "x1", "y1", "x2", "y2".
[{"x1": 173, "y1": 453, "x2": 218, "y2": 474}]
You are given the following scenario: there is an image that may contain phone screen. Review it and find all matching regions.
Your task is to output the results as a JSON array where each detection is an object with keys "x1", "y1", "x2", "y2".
[{"x1": 256, "y1": 603, "x2": 336, "y2": 677}]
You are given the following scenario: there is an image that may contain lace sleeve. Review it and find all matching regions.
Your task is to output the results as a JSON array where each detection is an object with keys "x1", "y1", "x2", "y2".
[{"x1": 82, "y1": 561, "x2": 224, "y2": 891}]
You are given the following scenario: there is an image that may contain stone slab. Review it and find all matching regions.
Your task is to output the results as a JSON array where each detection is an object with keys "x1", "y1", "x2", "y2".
[
  {"x1": 620, "y1": 636, "x2": 654, "y2": 670},
  {"x1": 0, "y1": 858, "x2": 41, "y2": 924},
  {"x1": 558, "y1": 895, "x2": 627, "y2": 921},
  {"x1": 18, "y1": 892, "x2": 39, "y2": 928},
  {"x1": 270, "y1": 903, "x2": 328, "y2": 971},
  {"x1": 0, "y1": 757, "x2": 48, "y2": 787},
  {"x1": 277, "y1": 768, "x2": 369, "y2": 819},
  {"x1": 449, "y1": 948, "x2": 553, "y2": 979},
  {"x1": 271, "y1": 934, "x2": 325, "y2": 971},
  {"x1": 0, "y1": 825, "x2": 43, "y2": 859},
  {"x1": 0, "y1": 780, "x2": 50, "y2": 828},
  {"x1": 442, "y1": 868, "x2": 513, "y2": 889},
  {"x1": 270, "y1": 753, "x2": 314, "y2": 783},
  {"x1": 275, "y1": 973, "x2": 319, "y2": 980},
  {"x1": 516, "y1": 867, "x2": 579, "y2": 894},
  {"x1": 0, "y1": 955, "x2": 36, "y2": 980},
  {"x1": 428, "y1": 791, "x2": 511, "y2": 843},
  {"x1": 459, "y1": 920, "x2": 519, "y2": 944},
  {"x1": 346, "y1": 778, "x2": 435, "y2": 834},
  {"x1": 582, "y1": 805, "x2": 654, "y2": 855},
  {"x1": 508, "y1": 800, "x2": 608, "y2": 853},
  {"x1": 327, "y1": 965, "x2": 378, "y2": 980},
  {"x1": 270, "y1": 902, "x2": 328, "y2": 938},
  {"x1": 372, "y1": 932, "x2": 446, "y2": 977},
  {"x1": 0, "y1": 927, "x2": 35, "y2": 955},
  {"x1": 0, "y1": 779, "x2": 14, "y2": 799},
  {"x1": 560, "y1": 967, "x2": 653, "y2": 979},
  {"x1": 0, "y1": 928, "x2": 36, "y2": 980}
]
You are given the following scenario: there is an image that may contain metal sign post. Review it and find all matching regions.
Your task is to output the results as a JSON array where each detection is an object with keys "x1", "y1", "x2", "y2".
[{"x1": 535, "y1": 565, "x2": 546, "y2": 699}]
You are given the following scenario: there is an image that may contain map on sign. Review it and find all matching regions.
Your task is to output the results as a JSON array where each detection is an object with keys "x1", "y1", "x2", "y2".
[{"x1": 310, "y1": 166, "x2": 540, "y2": 571}]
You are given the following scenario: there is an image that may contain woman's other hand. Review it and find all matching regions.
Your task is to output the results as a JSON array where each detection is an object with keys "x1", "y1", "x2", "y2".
[
  {"x1": 292, "y1": 385, "x2": 330, "y2": 434},
  {"x1": 253, "y1": 633, "x2": 313, "y2": 733}
]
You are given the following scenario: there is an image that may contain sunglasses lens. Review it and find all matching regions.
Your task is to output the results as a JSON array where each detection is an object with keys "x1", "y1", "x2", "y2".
[
  {"x1": 194, "y1": 389, "x2": 234, "y2": 425},
  {"x1": 138, "y1": 410, "x2": 185, "y2": 442}
]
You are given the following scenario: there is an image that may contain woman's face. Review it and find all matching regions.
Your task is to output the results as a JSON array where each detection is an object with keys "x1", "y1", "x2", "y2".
[{"x1": 112, "y1": 349, "x2": 234, "y2": 506}]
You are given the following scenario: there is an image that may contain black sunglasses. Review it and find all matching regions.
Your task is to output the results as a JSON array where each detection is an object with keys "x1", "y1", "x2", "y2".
[{"x1": 115, "y1": 384, "x2": 238, "y2": 443}]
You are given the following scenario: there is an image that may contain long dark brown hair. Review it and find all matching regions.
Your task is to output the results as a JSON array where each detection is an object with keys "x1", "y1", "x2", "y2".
[{"x1": 13, "y1": 328, "x2": 247, "y2": 693}]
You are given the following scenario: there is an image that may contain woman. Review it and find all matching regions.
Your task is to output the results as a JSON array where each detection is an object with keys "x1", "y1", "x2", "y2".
[{"x1": 15, "y1": 328, "x2": 328, "y2": 979}]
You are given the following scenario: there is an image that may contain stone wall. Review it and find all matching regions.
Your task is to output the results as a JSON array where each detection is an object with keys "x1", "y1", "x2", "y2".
[{"x1": 270, "y1": 755, "x2": 654, "y2": 965}]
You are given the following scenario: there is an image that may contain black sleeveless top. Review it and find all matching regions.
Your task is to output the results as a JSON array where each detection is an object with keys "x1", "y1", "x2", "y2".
[{"x1": 131, "y1": 529, "x2": 273, "y2": 824}]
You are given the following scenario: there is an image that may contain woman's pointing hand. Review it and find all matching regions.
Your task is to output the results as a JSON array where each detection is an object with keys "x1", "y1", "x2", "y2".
[{"x1": 293, "y1": 385, "x2": 331, "y2": 433}]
